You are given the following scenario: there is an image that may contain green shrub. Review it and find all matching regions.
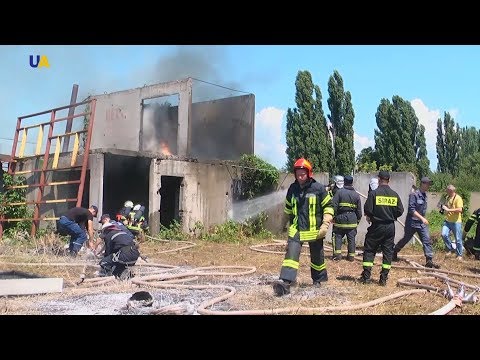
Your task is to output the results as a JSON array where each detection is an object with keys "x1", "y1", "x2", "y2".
[
  {"x1": 200, "y1": 212, "x2": 273, "y2": 243},
  {"x1": 158, "y1": 220, "x2": 188, "y2": 241},
  {"x1": 0, "y1": 173, "x2": 32, "y2": 235},
  {"x1": 238, "y1": 154, "x2": 279, "y2": 200}
]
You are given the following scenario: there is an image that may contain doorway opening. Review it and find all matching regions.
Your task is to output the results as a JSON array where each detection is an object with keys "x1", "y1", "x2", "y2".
[
  {"x1": 160, "y1": 176, "x2": 183, "y2": 228},
  {"x1": 103, "y1": 154, "x2": 150, "y2": 219}
]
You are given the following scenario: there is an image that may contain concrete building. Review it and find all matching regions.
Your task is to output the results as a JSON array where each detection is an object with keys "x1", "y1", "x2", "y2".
[
  {"x1": 12, "y1": 78, "x2": 255, "y2": 235},
  {"x1": 87, "y1": 78, "x2": 255, "y2": 233}
]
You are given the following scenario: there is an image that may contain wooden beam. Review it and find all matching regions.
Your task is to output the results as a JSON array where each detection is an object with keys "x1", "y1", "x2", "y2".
[{"x1": 0, "y1": 278, "x2": 63, "y2": 296}]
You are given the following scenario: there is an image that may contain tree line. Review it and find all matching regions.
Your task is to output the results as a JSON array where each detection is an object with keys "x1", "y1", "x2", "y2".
[{"x1": 284, "y1": 69, "x2": 480, "y2": 192}]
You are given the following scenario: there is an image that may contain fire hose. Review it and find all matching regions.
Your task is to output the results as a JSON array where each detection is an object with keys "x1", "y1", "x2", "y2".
[{"x1": 2, "y1": 252, "x2": 476, "y2": 314}]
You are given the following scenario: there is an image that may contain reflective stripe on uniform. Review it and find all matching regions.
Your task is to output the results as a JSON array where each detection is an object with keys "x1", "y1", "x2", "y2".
[
  {"x1": 282, "y1": 258, "x2": 299, "y2": 269},
  {"x1": 363, "y1": 261, "x2": 374, "y2": 267},
  {"x1": 309, "y1": 196, "x2": 317, "y2": 232},
  {"x1": 339, "y1": 202, "x2": 357, "y2": 208},
  {"x1": 333, "y1": 223, "x2": 357, "y2": 228},
  {"x1": 382, "y1": 264, "x2": 392, "y2": 269},
  {"x1": 321, "y1": 193, "x2": 332, "y2": 207},
  {"x1": 323, "y1": 206, "x2": 334, "y2": 216},
  {"x1": 287, "y1": 227, "x2": 319, "y2": 241},
  {"x1": 310, "y1": 262, "x2": 326, "y2": 271}
]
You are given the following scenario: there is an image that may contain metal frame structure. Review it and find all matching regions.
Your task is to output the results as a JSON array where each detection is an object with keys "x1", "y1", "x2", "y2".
[{"x1": 0, "y1": 99, "x2": 96, "y2": 238}]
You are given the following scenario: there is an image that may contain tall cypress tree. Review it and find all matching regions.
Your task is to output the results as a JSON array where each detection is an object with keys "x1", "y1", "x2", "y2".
[
  {"x1": 374, "y1": 95, "x2": 428, "y2": 175},
  {"x1": 436, "y1": 112, "x2": 460, "y2": 176},
  {"x1": 285, "y1": 70, "x2": 332, "y2": 173},
  {"x1": 327, "y1": 70, "x2": 355, "y2": 176}
]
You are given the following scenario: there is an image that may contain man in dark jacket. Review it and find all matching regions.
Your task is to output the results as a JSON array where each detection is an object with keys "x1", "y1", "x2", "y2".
[
  {"x1": 100, "y1": 213, "x2": 135, "y2": 240},
  {"x1": 332, "y1": 175, "x2": 362, "y2": 261},
  {"x1": 393, "y1": 177, "x2": 440, "y2": 268},
  {"x1": 57, "y1": 205, "x2": 98, "y2": 257},
  {"x1": 359, "y1": 171, "x2": 404, "y2": 286},
  {"x1": 273, "y1": 158, "x2": 334, "y2": 296},
  {"x1": 97, "y1": 222, "x2": 140, "y2": 280}
]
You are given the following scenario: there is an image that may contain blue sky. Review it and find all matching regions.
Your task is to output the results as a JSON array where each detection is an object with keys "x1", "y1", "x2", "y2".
[{"x1": 1, "y1": 45, "x2": 479, "y2": 171}]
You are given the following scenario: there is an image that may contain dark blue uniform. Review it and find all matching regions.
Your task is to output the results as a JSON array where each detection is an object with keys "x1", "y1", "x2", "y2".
[
  {"x1": 394, "y1": 189, "x2": 434, "y2": 259},
  {"x1": 361, "y1": 182, "x2": 404, "y2": 285}
]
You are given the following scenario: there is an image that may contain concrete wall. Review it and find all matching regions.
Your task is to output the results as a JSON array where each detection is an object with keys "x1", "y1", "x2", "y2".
[
  {"x1": 91, "y1": 79, "x2": 192, "y2": 157},
  {"x1": 264, "y1": 172, "x2": 417, "y2": 246},
  {"x1": 149, "y1": 159, "x2": 233, "y2": 235},
  {"x1": 189, "y1": 94, "x2": 254, "y2": 160},
  {"x1": 90, "y1": 80, "x2": 255, "y2": 161}
]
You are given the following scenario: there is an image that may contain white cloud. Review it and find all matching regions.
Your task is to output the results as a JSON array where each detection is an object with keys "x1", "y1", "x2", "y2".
[
  {"x1": 354, "y1": 132, "x2": 374, "y2": 156},
  {"x1": 254, "y1": 107, "x2": 286, "y2": 168},
  {"x1": 447, "y1": 108, "x2": 459, "y2": 120},
  {"x1": 410, "y1": 98, "x2": 439, "y2": 158}
]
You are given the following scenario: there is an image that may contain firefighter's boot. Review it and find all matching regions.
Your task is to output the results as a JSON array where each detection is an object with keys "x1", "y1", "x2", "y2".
[
  {"x1": 358, "y1": 268, "x2": 372, "y2": 284},
  {"x1": 425, "y1": 257, "x2": 440, "y2": 269},
  {"x1": 273, "y1": 280, "x2": 291, "y2": 297},
  {"x1": 475, "y1": 251, "x2": 480, "y2": 261},
  {"x1": 379, "y1": 269, "x2": 389, "y2": 286}
]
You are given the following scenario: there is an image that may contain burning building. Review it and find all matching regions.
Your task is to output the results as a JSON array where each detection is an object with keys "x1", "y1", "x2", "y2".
[
  {"x1": 2, "y1": 78, "x2": 255, "y2": 236},
  {"x1": 89, "y1": 78, "x2": 255, "y2": 233}
]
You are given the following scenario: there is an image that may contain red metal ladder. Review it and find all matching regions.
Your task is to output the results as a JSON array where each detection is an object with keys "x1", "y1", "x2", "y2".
[{"x1": 0, "y1": 99, "x2": 96, "y2": 238}]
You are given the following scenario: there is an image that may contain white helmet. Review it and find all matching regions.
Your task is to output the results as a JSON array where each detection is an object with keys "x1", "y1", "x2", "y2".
[
  {"x1": 124, "y1": 200, "x2": 134, "y2": 208},
  {"x1": 133, "y1": 204, "x2": 141, "y2": 211},
  {"x1": 333, "y1": 175, "x2": 344, "y2": 189},
  {"x1": 101, "y1": 222, "x2": 115, "y2": 231}
]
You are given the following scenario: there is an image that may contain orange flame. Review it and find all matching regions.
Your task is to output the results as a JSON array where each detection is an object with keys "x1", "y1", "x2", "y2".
[{"x1": 161, "y1": 142, "x2": 172, "y2": 156}]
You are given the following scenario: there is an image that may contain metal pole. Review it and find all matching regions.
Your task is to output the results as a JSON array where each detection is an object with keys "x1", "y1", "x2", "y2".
[{"x1": 62, "y1": 84, "x2": 79, "y2": 152}]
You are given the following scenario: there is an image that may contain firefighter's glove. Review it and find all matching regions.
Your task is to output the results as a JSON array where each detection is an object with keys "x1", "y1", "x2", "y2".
[
  {"x1": 317, "y1": 222, "x2": 329, "y2": 240},
  {"x1": 317, "y1": 214, "x2": 333, "y2": 240}
]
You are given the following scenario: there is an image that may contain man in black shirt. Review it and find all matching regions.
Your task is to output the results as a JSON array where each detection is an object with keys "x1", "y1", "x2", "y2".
[
  {"x1": 57, "y1": 205, "x2": 98, "y2": 257},
  {"x1": 359, "y1": 171, "x2": 404, "y2": 286}
]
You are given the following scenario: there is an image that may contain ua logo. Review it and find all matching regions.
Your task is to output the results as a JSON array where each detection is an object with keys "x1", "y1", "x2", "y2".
[{"x1": 29, "y1": 55, "x2": 50, "y2": 68}]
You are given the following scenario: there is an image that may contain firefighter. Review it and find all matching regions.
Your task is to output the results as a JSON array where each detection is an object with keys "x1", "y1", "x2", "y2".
[
  {"x1": 359, "y1": 170, "x2": 404, "y2": 286},
  {"x1": 331, "y1": 175, "x2": 362, "y2": 261},
  {"x1": 327, "y1": 175, "x2": 344, "y2": 197},
  {"x1": 97, "y1": 222, "x2": 140, "y2": 280},
  {"x1": 393, "y1": 177, "x2": 440, "y2": 268},
  {"x1": 272, "y1": 158, "x2": 334, "y2": 297},
  {"x1": 117, "y1": 200, "x2": 134, "y2": 222},
  {"x1": 126, "y1": 204, "x2": 149, "y2": 241},
  {"x1": 100, "y1": 213, "x2": 135, "y2": 240},
  {"x1": 462, "y1": 208, "x2": 480, "y2": 260}
]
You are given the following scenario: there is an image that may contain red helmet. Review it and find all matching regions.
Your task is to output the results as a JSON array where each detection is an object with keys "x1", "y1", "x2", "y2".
[{"x1": 293, "y1": 158, "x2": 313, "y2": 178}]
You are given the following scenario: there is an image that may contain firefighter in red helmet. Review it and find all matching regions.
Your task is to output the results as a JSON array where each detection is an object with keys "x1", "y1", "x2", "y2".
[{"x1": 273, "y1": 158, "x2": 334, "y2": 296}]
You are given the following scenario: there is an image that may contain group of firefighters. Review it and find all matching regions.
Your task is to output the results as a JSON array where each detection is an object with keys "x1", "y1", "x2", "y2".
[
  {"x1": 55, "y1": 156, "x2": 480, "y2": 295},
  {"x1": 56, "y1": 200, "x2": 148, "y2": 280},
  {"x1": 273, "y1": 157, "x2": 442, "y2": 296}
]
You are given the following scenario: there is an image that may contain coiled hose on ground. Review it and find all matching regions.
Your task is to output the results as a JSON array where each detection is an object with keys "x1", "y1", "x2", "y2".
[{"x1": 1, "y1": 236, "x2": 478, "y2": 314}]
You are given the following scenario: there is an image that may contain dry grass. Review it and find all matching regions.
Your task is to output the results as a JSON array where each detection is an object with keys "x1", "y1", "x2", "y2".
[{"x1": 1, "y1": 236, "x2": 480, "y2": 315}]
